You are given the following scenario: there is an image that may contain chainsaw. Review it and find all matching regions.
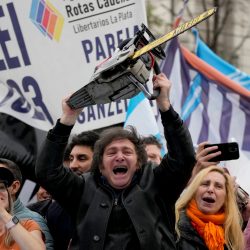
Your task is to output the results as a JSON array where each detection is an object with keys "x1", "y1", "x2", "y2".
[{"x1": 67, "y1": 7, "x2": 217, "y2": 109}]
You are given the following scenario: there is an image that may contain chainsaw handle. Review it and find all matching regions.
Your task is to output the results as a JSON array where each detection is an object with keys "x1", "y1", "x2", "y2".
[{"x1": 147, "y1": 61, "x2": 161, "y2": 100}]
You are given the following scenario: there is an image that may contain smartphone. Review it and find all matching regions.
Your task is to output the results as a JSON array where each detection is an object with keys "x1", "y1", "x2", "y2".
[{"x1": 204, "y1": 142, "x2": 239, "y2": 162}]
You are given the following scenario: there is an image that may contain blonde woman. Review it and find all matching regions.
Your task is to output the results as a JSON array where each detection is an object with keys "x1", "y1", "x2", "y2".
[
  {"x1": 175, "y1": 165, "x2": 244, "y2": 250},
  {"x1": 0, "y1": 167, "x2": 45, "y2": 250}
]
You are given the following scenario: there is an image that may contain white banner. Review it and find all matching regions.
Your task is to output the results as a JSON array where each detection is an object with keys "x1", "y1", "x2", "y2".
[{"x1": 0, "y1": 0, "x2": 147, "y2": 133}]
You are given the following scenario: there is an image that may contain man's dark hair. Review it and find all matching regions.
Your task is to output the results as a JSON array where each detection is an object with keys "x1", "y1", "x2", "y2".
[
  {"x1": 0, "y1": 158, "x2": 22, "y2": 184},
  {"x1": 142, "y1": 135, "x2": 163, "y2": 150},
  {"x1": 65, "y1": 131, "x2": 100, "y2": 160},
  {"x1": 91, "y1": 126, "x2": 147, "y2": 173}
]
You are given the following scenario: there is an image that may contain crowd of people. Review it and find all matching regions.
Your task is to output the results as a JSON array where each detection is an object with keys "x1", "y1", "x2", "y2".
[{"x1": 0, "y1": 73, "x2": 249, "y2": 250}]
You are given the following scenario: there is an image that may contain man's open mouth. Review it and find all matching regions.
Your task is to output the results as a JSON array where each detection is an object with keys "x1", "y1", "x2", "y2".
[{"x1": 113, "y1": 166, "x2": 128, "y2": 175}]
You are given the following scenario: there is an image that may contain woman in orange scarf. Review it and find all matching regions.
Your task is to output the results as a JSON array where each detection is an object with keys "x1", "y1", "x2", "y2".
[{"x1": 175, "y1": 166, "x2": 244, "y2": 250}]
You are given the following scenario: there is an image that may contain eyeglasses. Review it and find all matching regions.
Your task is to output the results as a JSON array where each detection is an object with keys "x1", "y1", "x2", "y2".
[{"x1": 0, "y1": 182, "x2": 7, "y2": 192}]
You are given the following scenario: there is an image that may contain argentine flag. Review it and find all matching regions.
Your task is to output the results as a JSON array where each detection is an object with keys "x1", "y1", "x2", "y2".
[{"x1": 193, "y1": 29, "x2": 250, "y2": 90}]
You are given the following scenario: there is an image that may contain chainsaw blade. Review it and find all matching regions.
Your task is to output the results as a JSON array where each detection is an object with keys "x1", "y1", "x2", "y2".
[{"x1": 132, "y1": 7, "x2": 217, "y2": 59}]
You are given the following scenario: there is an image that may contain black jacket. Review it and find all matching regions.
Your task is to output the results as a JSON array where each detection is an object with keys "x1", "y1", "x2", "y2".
[
  {"x1": 35, "y1": 106, "x2": 196, "y2": 250},
  {"x1": 177, "y1": 211, "x2": 228, "y2": 250},
  {"x1": 28, "y1": 199, "x2": 74, "y2": 250}
]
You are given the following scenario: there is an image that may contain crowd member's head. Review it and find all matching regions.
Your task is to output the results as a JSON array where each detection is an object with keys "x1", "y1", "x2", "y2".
[
  {"x1": 0, "y1": 167, "x2": 15, "y2": 212},
  {"x1": 142, "y1": 135, "x2": 162, "y2": 164},
  {"x1": 91, "y1": 126, "x2": 147, "y2": 189},
  {"x1": 67, "y1": 131, "x2": 99, "y2": 175},
  {"x1": 0, "y1": 166, "x2": 45, "y2": 249},
  {"x1": 0, "y1": 167, "x2": 19, "y2": 246},
  {"x1": 0, "y1": 158, "x2": 22, "y2": 201},
  {"x1": 176, "y1": 165, "x2": 244, "y2": 250}
]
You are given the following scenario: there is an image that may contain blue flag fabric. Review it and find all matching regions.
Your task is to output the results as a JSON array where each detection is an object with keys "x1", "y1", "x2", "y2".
[{"x1": 193, "y1": 29, "x2": 250, "y2": 90}]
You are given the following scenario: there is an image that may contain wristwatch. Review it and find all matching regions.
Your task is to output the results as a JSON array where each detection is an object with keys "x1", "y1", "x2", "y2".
[{"x1": 5, "y1": 216, "x2": 19, "y2": 230}]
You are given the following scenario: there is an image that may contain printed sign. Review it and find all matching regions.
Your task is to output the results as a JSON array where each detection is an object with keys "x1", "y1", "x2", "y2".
[{"x1": 0, "y1": 0, "x2": 147, "y2": 133}]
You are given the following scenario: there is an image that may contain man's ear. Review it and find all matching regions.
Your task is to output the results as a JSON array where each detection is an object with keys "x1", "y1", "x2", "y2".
[{"x1": 8, "y1": 180, "x2": 21, "y2": 196}]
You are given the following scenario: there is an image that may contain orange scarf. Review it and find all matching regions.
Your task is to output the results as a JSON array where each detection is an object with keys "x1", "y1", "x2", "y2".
[{"x1": 186, "y1": 199, "x2": 226, "y2": 250}]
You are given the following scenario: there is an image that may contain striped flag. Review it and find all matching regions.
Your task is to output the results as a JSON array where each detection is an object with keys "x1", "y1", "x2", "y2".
[
  {"x1": 193, "y1": 29, "x2": 250, "y2": 90},
  {"x1": 191, "y1": 31, "x2": 250, "y2": 191},
  {"x1": 160, "y1": 37, "x2": 250, "y2": 191},
  {"x1": 161, "y1": 37, "x2": 250, "y2": 149}
]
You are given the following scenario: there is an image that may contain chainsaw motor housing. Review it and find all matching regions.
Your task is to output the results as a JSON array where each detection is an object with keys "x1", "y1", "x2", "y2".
[{"x1": 67, "y1": 26, "x2": 160, "y2": 109}]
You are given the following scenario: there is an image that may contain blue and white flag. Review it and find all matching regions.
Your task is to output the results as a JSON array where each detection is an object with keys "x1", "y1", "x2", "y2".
[
  {"x1": 160, "y1": 37, "x2": 250, "y2": 192},
  {"x1": 193, "y1": 29, "x2": 250, "y2": 90},
  {"x1": 161, "y1": 38, "x2": 250, "y2": 150}
]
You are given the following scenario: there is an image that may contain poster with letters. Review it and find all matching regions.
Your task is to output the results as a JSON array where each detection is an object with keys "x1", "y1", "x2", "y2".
[{"x1": 0, "y1": 0, "x2": 147, "y2": 133}]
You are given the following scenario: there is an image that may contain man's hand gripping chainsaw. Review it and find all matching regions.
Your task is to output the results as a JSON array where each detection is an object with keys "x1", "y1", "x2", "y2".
[{"x1": 67, "y1": 7, "x2": 216, "y2": 109}]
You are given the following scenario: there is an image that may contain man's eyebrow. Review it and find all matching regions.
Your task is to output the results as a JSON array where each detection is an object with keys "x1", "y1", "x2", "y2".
[
  {"x1": 76, "y1": 154, "x2": 90, "y2": 158},
  {"x1": 106, "y1": 146, "x2": 134, "y2": 151},
  {"x1": 70, "y1": 153, "x2": 88, "y2": 156}
]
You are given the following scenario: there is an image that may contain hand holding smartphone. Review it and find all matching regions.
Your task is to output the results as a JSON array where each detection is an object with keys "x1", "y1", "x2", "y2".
[{"x1": 204, "y1": 142, "x2": 239, "y2": 162}]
